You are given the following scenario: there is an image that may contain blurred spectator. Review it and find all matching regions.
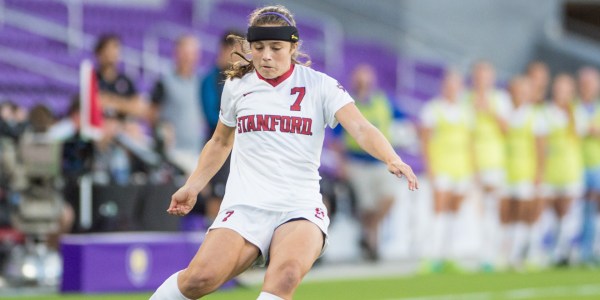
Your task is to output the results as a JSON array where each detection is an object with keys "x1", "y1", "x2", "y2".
[
  {"x1": 466, "y1": 61, "x2": 512, "y2": 270},
  {"x1": 16, "y1": 105, "x2": 74, "y2": 250},
  {"x1": 576, "y1": 66, "x2": 600, "y2": 264},
  {"x1": 201, "y1": 30, "x2": 243, "y2": 135},
  {"x1": 338, "y1": 64, "x2": 396, "y2": 261},
  {"x1": 94, "y1": 34, "x2": 147, "y2": 120},
  {"x1": 0, "y1": 102, "x2": 28, "y2": 232},
  {"x1": 503, "y1": 76, "x2": 547, "y2": 269},
  {"x1": 151, "y1": 34, "x2": 204, "y2": 151},
  {"x1": 150, "y1": 35, "x2": 205, "y2": 175},
  {"x1": 0, "y1": 101, "x2": 28, "y2": 143},
  {"x1": 91, "y1": 116, "x2": 161, "y2": 187},
  {"x1": 199, "y1": 30, "x2": 243, "y2": 220},
  {"x1": 92, "y1": 114, "x2": 131, "y2": 186},
  {"x1": 47, "y1": 97, "x2": 81, "y2": 142},
  {"x1": 420, "y1": 70, "x2": 473, "y2": 272},
  {"x1": 0, "y1": 103, "x2": 22, "y2": 228},
  {"x1": 542, "y1": 74, "x2": 587, "y2": 266},
  {"x1": 55, "y1": 98, "x2": 93, "y2": 232}
]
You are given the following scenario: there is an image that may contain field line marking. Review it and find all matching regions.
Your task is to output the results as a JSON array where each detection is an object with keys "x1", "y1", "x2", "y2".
[{"x1": 387, "y1": 284, "x2": 600, "y2": 300}]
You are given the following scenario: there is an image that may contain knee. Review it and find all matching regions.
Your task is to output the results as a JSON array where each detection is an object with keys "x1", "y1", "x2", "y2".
[
  {"x1": 178, "y1": 267, "x2": 223, "y2": 298},
  {"x1": 268, "y1": 261, "x2": 304, "y2": 294}
]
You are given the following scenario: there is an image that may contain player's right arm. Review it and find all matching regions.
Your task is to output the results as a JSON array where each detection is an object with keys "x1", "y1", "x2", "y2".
[
  {"x1": 168, "y1": 78, "x2": 239, "y2": 216},
  {"x1": 167, "y1": 121, "x2": 235, "y2": 216}
]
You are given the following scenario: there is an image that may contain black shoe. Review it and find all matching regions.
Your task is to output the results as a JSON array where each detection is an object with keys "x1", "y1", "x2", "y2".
[
  {"x1": 554, "y1": 257, "x2": 570, "y2": 268},
  {"x1": 359, "y1": 238, "x2": 379, "y2": 261}
]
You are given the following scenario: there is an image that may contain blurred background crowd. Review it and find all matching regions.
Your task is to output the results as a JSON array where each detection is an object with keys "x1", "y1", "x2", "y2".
[{"x1": 1, "y1": 0, "x2": 600, "y2": 291}]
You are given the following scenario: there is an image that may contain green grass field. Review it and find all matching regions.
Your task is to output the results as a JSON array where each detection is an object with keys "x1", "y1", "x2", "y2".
[{"x1": 4, "y1": 268, "x2": 599, "y2": 300}]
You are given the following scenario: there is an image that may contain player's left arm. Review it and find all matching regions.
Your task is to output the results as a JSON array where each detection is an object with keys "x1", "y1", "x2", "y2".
[{"x1": 336, "y1": 103, "x2": 418, "y2": 191}]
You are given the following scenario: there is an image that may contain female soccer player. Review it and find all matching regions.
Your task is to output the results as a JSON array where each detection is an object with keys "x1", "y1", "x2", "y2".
[
  {"x1": 542, "y1": 74, "x2": 587, "y2": 265},
  {"x1": 576, "y1": 67, "x2": 600, "y2": 265},
  {"x1": 420, "y1": 70, "x2": 473, "y2": 272},
  {"x1": 503, "y1": 76, "x2": 547, "y2": 268},
  {"x1": 466, "y1": 61, "x2": 512, "y2": 270},
  {"x1": 151, "y1": 5, "x2": 418, "y2": 300}
]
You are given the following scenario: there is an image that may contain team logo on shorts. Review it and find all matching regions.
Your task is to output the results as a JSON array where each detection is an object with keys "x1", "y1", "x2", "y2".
[{"x1": 315, "y1": 208, "x2": 325, "y2": 220}]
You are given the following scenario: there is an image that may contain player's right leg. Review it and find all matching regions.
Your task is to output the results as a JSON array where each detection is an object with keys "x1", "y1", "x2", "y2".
[
  {"x1": 430, "y1": 186, "x2": 452, "y2": 271},
  {"x1": 151, "y1": 228, "x2": 259, "y2": 299},
  {"x1": 508, "y1": 183, "x2": 536, "y2": 269}
]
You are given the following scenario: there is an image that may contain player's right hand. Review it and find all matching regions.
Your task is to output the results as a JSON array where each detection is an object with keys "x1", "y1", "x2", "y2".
[{"x1": 167, "y1": 186, "x2": 198, "y2": 217}]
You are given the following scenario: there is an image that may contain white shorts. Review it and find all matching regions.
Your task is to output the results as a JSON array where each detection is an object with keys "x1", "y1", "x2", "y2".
[
  {"x1": 506, "y1": 182, "x2": 537, "y2": 201},
  {"x1": 540, "y1": 182, "x2": 584, "y2": 199},
  {"x1": 209, "y1": 204, "x2": 330, "y2": 266},
  {"x1": 347, "y1": 160, "x2": 397, "y2": 211},
  {"x1": 433, "y1": 175, "x2": 472, "y2": 195},
  {"x1": 479, "y1": 169, "x2": 506, "y2": 189}
]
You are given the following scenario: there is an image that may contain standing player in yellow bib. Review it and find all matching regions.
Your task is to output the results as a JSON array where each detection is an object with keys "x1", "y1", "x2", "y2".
[
  {"x1": 466, "y1": 61, "x2": 512, "y2": 270},
  {"x1": 420, "y1": 71, "x2": 474, "y2": 272},
  {"x1": 541, "y1": 74, "x2": 587, "y2": 265},
  {"x1": 503, "y1": 76, "x2": 548, "y2": 269},
  {"x1": 576, "y1": 67, "x2": 600, "y2": 265},
  {"x1": 524, "y1": 61, "x2": 553, "y2": 267}
]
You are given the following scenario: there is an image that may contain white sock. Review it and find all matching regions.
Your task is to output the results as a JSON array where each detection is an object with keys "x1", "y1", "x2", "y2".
[
  {"x1": 447, "y1": 213, "x2": 460, "y2": 260},
  {"x1": 526, "y1": 219, "x2": 545, "y2": 265},
  {"x1": 150, "y1": 271, "x2": 191, "y2": 300},
  {"x1": 432, "y1": 213, "x2": 449, "y2": 260},
  {"x1": 498, "y1": 223, "x2": 515, "y2": 266},
  {"x1": 481, "y1": 194, "x2": 500, "y2": 264},
  {"x1": 257, "y1": 291, "x2": 285, "y2": 300},
  {"x1": 510, "y1": 222, "x2": 528, "y2": 265},
  {"x1": 555, "y1": 213, "x2": 578, "y2": 262}
]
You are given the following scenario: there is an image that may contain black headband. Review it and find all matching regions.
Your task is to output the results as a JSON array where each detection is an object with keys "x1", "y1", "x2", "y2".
[{"x1": 246, "y1": 26, "x2": 299, "y2": 43}]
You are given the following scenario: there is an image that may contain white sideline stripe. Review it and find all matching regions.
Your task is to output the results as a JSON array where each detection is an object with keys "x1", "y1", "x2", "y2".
[{"x1": 387, "y1": 284, "x2": 600, "y2": 300}]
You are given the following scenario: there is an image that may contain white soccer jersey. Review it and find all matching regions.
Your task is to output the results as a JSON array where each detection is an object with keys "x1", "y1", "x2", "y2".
[{"x1": 219, "y1": 64, "x2": 354, "y2": 211}]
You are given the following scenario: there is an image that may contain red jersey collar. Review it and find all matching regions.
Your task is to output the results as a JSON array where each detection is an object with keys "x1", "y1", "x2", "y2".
[{"x1": 256, "y1": 64, "x2": 295, "y2": 87}]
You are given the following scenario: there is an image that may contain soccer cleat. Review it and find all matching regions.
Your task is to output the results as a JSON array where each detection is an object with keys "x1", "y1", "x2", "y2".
[
  {"x1": 443, "y1": 260, "x2": 466, "y2": 274},
  {"x1": 418, "y1": 259, "x2": 444, "y2": 275},
  {"x1": 479, "y1": 262, "x2": 495, "y2": 273}
]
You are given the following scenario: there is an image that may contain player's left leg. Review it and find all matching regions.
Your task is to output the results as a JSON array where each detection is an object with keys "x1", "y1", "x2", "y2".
[
  {"x1": 447, "y1": 192, "x2": 465, "y2": 269},
  {"x1": 479, "y1": 170, "x2": 506, "y2": 269},
  {"x1": 261, "y1": 220, "x2": 324, "y2": 300},
  {"x1": 501, "y1": 197, "x2": 518, "y2": 267},
  {"x1": 553, "y1": 194, "x2": 577, "y2": 265},
  {"x1": 525, "y1": 190, "x2": 548, "y2": 267}
]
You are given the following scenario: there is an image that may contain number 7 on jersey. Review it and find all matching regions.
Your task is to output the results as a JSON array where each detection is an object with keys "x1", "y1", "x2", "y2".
[{"x1": 290, "y1": 87, "x2": 306, "y2": 111}]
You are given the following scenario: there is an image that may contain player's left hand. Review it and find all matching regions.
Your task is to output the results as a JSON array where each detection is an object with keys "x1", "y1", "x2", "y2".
[{"x1": 388, "y1": 160, "x2": 419, "y2": 191}]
